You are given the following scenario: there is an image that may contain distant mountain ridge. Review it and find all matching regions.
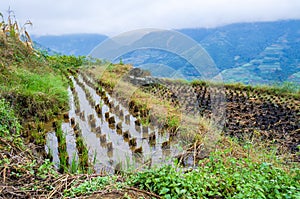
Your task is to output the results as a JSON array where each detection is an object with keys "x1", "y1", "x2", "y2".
[
  {"x1": 32, "y1": 34, "x2": 107, "y2": 56},
  {"x1": 179, "y1": 20, "x2": 300, "y2": 84},
  {"x1": 32, "y1": 20, "x2": 300, "y2": 85}
]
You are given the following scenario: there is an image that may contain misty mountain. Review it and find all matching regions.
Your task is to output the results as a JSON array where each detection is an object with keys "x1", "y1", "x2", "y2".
[
  {"x1": 120, "y1": 20, "x2": 300, "y2": 84},
  {"x1": 33, "y1": 41, "x2": 59, "y2": 55},
  {"x1": 180, "y1": 21, "x2": 293, "y2": 70},
  {"x1": 32, "y1": 34, "x2": 107, "y2": 56},
  {"x1": 32, "y1": 20, "x2": 300, "y2": 84}
]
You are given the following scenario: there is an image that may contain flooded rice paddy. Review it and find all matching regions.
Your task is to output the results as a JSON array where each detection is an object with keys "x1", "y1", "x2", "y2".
[{"x1": 46, "y1": 74, "x2": 183, "y2": 173}]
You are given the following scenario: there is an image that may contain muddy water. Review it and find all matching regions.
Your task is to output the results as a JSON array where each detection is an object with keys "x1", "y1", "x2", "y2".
[
  {"x1": 47, "y1": 74, "x2": 183, "y2": 173},
  {"x1": 45, "y1": 87, "x2": 78, "y2": 167}
]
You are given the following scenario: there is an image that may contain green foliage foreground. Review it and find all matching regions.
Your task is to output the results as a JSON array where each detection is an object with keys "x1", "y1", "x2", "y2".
[
  {"x1": 61, "y1": 150, "x2": 300, "y2": 198},
  {"x1": 128, "y1": 153, "x2": 300, "y2": 199},
  {"x1": 0, "y1": 98, "x2": 57, "y2": 180}
]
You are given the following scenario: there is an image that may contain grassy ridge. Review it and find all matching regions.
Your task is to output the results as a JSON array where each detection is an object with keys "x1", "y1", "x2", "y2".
[
  {"x1": 0, "y1": 67, "x2": 68, "y2": 121},
  {"x1": 0, "y1": 30, "x2": 70, "y2": 122}
]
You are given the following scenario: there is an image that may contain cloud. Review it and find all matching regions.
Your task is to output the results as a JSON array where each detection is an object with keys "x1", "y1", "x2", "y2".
[{"x1": 1, "y1": 0, "x2": 300, "y2": 35}]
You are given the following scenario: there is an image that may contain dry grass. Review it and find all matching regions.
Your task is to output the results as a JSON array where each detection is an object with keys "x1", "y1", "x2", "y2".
[
  {"x1": 86, "y1": 64, "x2": 181, "y2": 127},
  {"x1": 181, "y1": 115, "x2": 297, "y2": 171}
]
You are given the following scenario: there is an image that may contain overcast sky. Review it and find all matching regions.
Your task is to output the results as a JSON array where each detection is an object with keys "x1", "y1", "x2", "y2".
[{"x1": 1, "y1": 0, "x2": 300, "y2": 36}]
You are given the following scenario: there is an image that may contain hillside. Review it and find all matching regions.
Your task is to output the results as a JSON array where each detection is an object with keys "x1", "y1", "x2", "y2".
[{"x1": 1, "y1": 18, "x2": 299, "y2": 198}]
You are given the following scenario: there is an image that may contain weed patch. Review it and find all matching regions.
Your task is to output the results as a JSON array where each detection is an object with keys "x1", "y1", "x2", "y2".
[
  {"x1": 64, "y1": 175, "x2": 118, "y2": 197},
  {"x1": 128, "y1": 152, "x2": 300, "y2": 199}
]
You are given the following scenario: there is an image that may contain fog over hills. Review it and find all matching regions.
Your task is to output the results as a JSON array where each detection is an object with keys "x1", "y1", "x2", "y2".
[
  {"x1": 32, "y1": 20, "x2": 300, "y2": 84},
  {"x1": 32, "y1": 34, "x2": 107, "y2": 56},
  {"x1": 179, "y1": 20, "x2": 300, "y2": 84}
]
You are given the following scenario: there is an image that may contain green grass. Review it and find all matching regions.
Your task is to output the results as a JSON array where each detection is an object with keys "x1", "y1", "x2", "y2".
[
  {"x1": 2, "y1": 68, "x2": 68, "y2": 101},
  {"x1": 0, "y1": 25, "x2": 70, "y2": 122},
  {"x1": 0, "y1": 65, "x2": 69, "y2": 122}
]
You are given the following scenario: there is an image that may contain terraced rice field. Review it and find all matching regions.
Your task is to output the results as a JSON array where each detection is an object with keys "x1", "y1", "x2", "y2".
[
  {"x1": 46, "y1": 68, "x2": 300, "y2": 174},
  {"x1": 46, "y1": 71, "x2": 182, "y2": 173},
  {"x1": 142, "y1": 80, "x2": 300, "y2": 160}
]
